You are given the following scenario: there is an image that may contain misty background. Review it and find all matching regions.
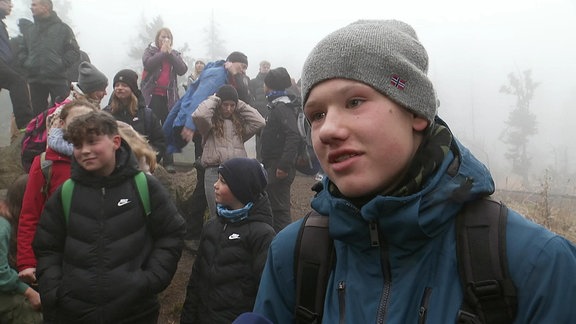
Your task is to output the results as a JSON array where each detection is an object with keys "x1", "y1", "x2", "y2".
[{"x1": 2, "y1": 0, "x2": 576, "y2": 193}]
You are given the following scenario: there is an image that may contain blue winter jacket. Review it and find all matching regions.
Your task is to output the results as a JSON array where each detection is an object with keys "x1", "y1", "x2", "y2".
[
  {"x1": 163, "y1": 60, "x2": 227, "y2": 154},
  {"x1": 254, "y1": 139, "x2": 576, "y2": 323}
]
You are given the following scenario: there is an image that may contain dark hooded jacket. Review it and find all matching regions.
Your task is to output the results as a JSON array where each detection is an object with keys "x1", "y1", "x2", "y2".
[
  {"x1": 180, "y1": 194, "x2": 275, "y2": 324},
  {"x1": 248, "y1": 72, "x2": 268, "y2": 119},
  {"x1": 254, "y1": 123, "x2": 576, "y2": 323},
  {"x1": 104, "y1": 94, "x2": 166, "y2": 161},
  {"x1": 260, "y1": 94, "x2": 301, "y2": 173},
  {"x1": 19, "y1": 11, "x2": 79, "y2": 84},
  {"x1": 33, "y1": 141, "x2": 185, "y2": 323}
]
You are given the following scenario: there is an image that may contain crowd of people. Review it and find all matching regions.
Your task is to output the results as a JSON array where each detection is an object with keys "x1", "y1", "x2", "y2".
[
  {"x1": 1, "y1": 1, "x2": 304, "y2": 322},
  {"x1": 2, "y1": 1, "x2": 576, "y2": 324}
]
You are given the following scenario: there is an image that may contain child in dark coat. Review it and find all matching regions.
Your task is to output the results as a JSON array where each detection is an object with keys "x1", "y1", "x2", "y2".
[{"x1": 180, "y1": 158, "x2": 276, "y2": 324}]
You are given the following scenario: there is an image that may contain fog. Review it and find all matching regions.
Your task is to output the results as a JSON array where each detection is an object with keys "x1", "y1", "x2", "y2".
[{"x1": 4, "y1": 0, "x2": 576, "y2": 191}]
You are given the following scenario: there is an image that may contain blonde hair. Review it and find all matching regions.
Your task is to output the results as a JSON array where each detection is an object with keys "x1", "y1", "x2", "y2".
[
  {"x1": 110, "y1": 92, "x2": 139, "y2": 117},
  {"x1": 117, "y1": 121, "x2": 158, "y2": 173},
  {"x1": 46, "y1": 99, "x2": 99, "y2": 133}
]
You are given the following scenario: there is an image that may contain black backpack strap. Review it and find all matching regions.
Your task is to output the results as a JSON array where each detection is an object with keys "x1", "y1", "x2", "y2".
[
  {"x1": 39, "y1": 152, "x2": 53, "y2": 196},
  {"x1": 294, "y1": 210, "x2": 335, "y2": 324},
  {"x1": 456, "y1": 199, "x2": 518, "y2": 324}
]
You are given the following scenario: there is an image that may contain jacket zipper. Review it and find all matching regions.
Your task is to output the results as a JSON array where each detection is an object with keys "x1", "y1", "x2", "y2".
[
  {"x1": 418, "y1": 287, "x2": 432, "y2": 324},
  {"x1": 372, "y1": 220, "x2": 392, "y2": 324},
  {"x1": 98, "y1": 187, "x2": 106, "y2": 323},
  {"x1": 338, "y1": 281, "x2": 346, "y2": 324}
]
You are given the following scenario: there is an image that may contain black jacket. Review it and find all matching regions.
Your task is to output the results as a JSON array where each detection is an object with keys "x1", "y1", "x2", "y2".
[
  {"x1": 104, "y1": 96, "x2": 166, "y2": 161},
  {"x1": 260, "y1": 95, "x2": 301, "y2": 172},
  {"x1": 248, "y1": 72, "x2": 268, "y2": 118},
  {"x1": 180, "y1": 195, "x2": 275, "y2": 324},
  {"x1": 19, "y1": 11, "x2": 79, "y2": 83},
  {"x1": 33, "y1": 141, "x2": 185, "y2": 323}
]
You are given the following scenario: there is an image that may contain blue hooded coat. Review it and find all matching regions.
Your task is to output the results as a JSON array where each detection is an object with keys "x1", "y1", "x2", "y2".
[
  {"x1": 254, "y1": 137, "x2": 576, "y2": 323},
  {"x1": 163, "y1": 60, "x2": 227, "y2": 154}
]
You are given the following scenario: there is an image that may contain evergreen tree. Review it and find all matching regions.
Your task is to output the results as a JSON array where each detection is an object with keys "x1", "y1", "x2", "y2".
[
  {"x1": 203, "y1": 11, "x2": 228, "y2": 61},
  {"x1": 499, "y1": 69, "x2": 540, "y2": 185},
  {"x1": 127, "y1": 15, "x2": 165, "y2": 71},
  {"x1": 127, "y1": 15, "x2": 194, "y2": 79}
]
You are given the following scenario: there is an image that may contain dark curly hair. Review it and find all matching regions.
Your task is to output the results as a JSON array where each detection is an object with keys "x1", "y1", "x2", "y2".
[{"x1": 64, "y1": 110, "x2": 119, "y2": 147}]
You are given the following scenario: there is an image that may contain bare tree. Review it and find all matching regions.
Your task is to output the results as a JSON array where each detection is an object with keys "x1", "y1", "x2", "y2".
[{"x1": 499, "y1": 69, "x2": 540, "y2": 185}]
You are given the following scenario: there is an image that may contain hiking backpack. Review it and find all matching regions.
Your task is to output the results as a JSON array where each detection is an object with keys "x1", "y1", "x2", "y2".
[
  {"x1": 289, "y1": 100, "x2": 321, "y2": 176},
  {"x1": 21, "y1": 100, "x2": 70, "y2": 173},
  {"x1": 60, "y1": 172, "x2": 151, "y2": 224},
  {"x1": 39, "y1": 152, "x2": 53, "y2": 196},
  {"x1": 294, "y1": 199, "x2": 518, "y2": 324}
]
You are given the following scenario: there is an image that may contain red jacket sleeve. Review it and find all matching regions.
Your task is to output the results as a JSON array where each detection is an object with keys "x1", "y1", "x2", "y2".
[
  {"x1": 17, "y1": 153, "x2": 71, "y2": 272},
  {"x1": 17, "y1": 156, "x2": 46, "y2": 271}
]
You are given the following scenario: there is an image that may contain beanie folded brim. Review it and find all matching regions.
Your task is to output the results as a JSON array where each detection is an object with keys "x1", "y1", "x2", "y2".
[{"x1": 301, "y1": 20, "x2": 437, "y2": 122}]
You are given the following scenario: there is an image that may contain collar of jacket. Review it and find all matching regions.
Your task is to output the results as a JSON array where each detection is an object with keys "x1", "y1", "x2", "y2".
[{"x1": 310, "y1": 137, "x2": 494, "y2": 251}]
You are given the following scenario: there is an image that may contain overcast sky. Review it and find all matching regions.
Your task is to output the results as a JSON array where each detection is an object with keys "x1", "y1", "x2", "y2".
[{"x1": 5, "y1": 0, "x2": 576, "y2": 187}]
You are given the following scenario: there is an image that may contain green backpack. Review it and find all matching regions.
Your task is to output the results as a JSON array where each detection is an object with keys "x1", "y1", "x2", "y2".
[{"x1": 60, "y1": 172, "x2": 151, "y2": 224}]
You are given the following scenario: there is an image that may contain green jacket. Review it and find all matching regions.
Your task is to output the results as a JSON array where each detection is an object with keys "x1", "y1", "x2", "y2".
[{"x1": 0, "y1": 217, "x2": 29, "y2": 295}]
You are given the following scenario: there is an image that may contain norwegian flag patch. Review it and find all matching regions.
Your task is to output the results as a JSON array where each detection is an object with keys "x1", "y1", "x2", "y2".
[{"x1": 390, "y1": 75, "x2": 406, "y2": 90}]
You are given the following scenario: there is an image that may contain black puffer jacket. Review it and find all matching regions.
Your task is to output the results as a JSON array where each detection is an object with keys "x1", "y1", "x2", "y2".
[
  {"x1": 249, "y1": 72, "x2": 267, "y2": 118},
  {"x1": 19, "y1": 11, "x2": 79, "y2": 83},
  {"x1": 33, "y1": 141, "x2": 185, "y2": 323},
  {"x1": 260, "y1": 95, "x2": 301, "y2": 172},
  {"x1": 104, "y1": 96, "x2": 167, "y2": 161},
  {"x1": 180, "y1": 195, "x2": 276, "y2": 324}
]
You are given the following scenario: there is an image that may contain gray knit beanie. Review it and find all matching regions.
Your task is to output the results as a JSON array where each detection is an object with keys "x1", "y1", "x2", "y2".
[
  {"x1": 301, "y1": 19, "x2": 437, "y2": 122},
  {"x1": 77, "y1": 61, "x2": 108, "y2": 94}
]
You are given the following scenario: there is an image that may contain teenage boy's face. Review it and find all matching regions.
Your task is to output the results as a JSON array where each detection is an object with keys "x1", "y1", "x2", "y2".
[
  {"x1": 304, "y1": 79, "x2": 428, "y2": 198},
  {"x1": 214, "y1": 174, "x2": 243, "y2": 209},
  {"x1": 73, "y1": 133, "x2": 121, "y2": 177}
]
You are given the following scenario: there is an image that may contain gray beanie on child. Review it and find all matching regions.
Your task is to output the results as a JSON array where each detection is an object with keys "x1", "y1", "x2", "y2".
[
  {"x1": 301, "y1": 20, "x2": 437, "y2": 122},
  {"x1": 77, "y1": 61, "x2": 108, "y2": 94}
]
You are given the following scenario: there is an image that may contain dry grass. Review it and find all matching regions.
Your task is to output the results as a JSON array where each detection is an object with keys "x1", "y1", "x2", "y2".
[{"x1": 494, "y1": 190, "x2": 576, "y2": 243}]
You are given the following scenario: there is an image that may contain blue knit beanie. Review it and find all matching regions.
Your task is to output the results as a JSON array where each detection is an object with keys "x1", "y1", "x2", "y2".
[{"x1": 218, "y1": 158, "x2": 267, "y2": 205}]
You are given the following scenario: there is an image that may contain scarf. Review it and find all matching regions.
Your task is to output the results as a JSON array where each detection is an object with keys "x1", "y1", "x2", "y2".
[
  {"x1": 217, "y1": 202, "x2": 254, "y2": 223},
  {"x1": 266, "y1": 90, "x2": 289, "y2": 101}
]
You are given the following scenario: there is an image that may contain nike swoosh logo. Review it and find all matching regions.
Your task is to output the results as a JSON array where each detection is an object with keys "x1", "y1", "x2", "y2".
[
  {"x1": 229, "y1": 233, "x2": 240, "y2": 240},
  {"x1": 117, "y1": 199, "x2": 131, "y2": 207}
]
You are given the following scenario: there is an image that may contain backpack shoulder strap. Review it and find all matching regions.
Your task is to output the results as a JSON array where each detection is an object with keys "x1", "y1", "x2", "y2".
[
  {"x1": 294, "y1": 210, "x2": 335, "y2": 324},
  {"x1": 456, "y1": 198, "x2": 518, "y2": 324},
  {"x1": 134, "y1": 171, "x2": 151, "y2": 217},
  {"x1": 60, "y1": 173, "x2": 150, "y2": 225},
  {"x1": 40, "y1": 152, "x2": 53, "y2": 196},
  {"x1": 61, "y1": 179, "x2": 74, "y2": 225}
]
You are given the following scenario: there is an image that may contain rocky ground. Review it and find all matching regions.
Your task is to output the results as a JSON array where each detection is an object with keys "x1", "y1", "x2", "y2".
[{"x1": 157, "y1": 171, "x2": 319, "y2": 324}]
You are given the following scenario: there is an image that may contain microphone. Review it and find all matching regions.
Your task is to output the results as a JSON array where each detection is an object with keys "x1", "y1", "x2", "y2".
[{"x1": 232, "y1": 312, "x2": 273, "y2": 324}]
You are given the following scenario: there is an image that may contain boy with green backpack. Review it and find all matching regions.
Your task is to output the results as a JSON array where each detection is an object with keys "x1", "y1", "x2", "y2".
[{"x1": 32, "y1": 110, "x2": 186, "y2": 323}]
